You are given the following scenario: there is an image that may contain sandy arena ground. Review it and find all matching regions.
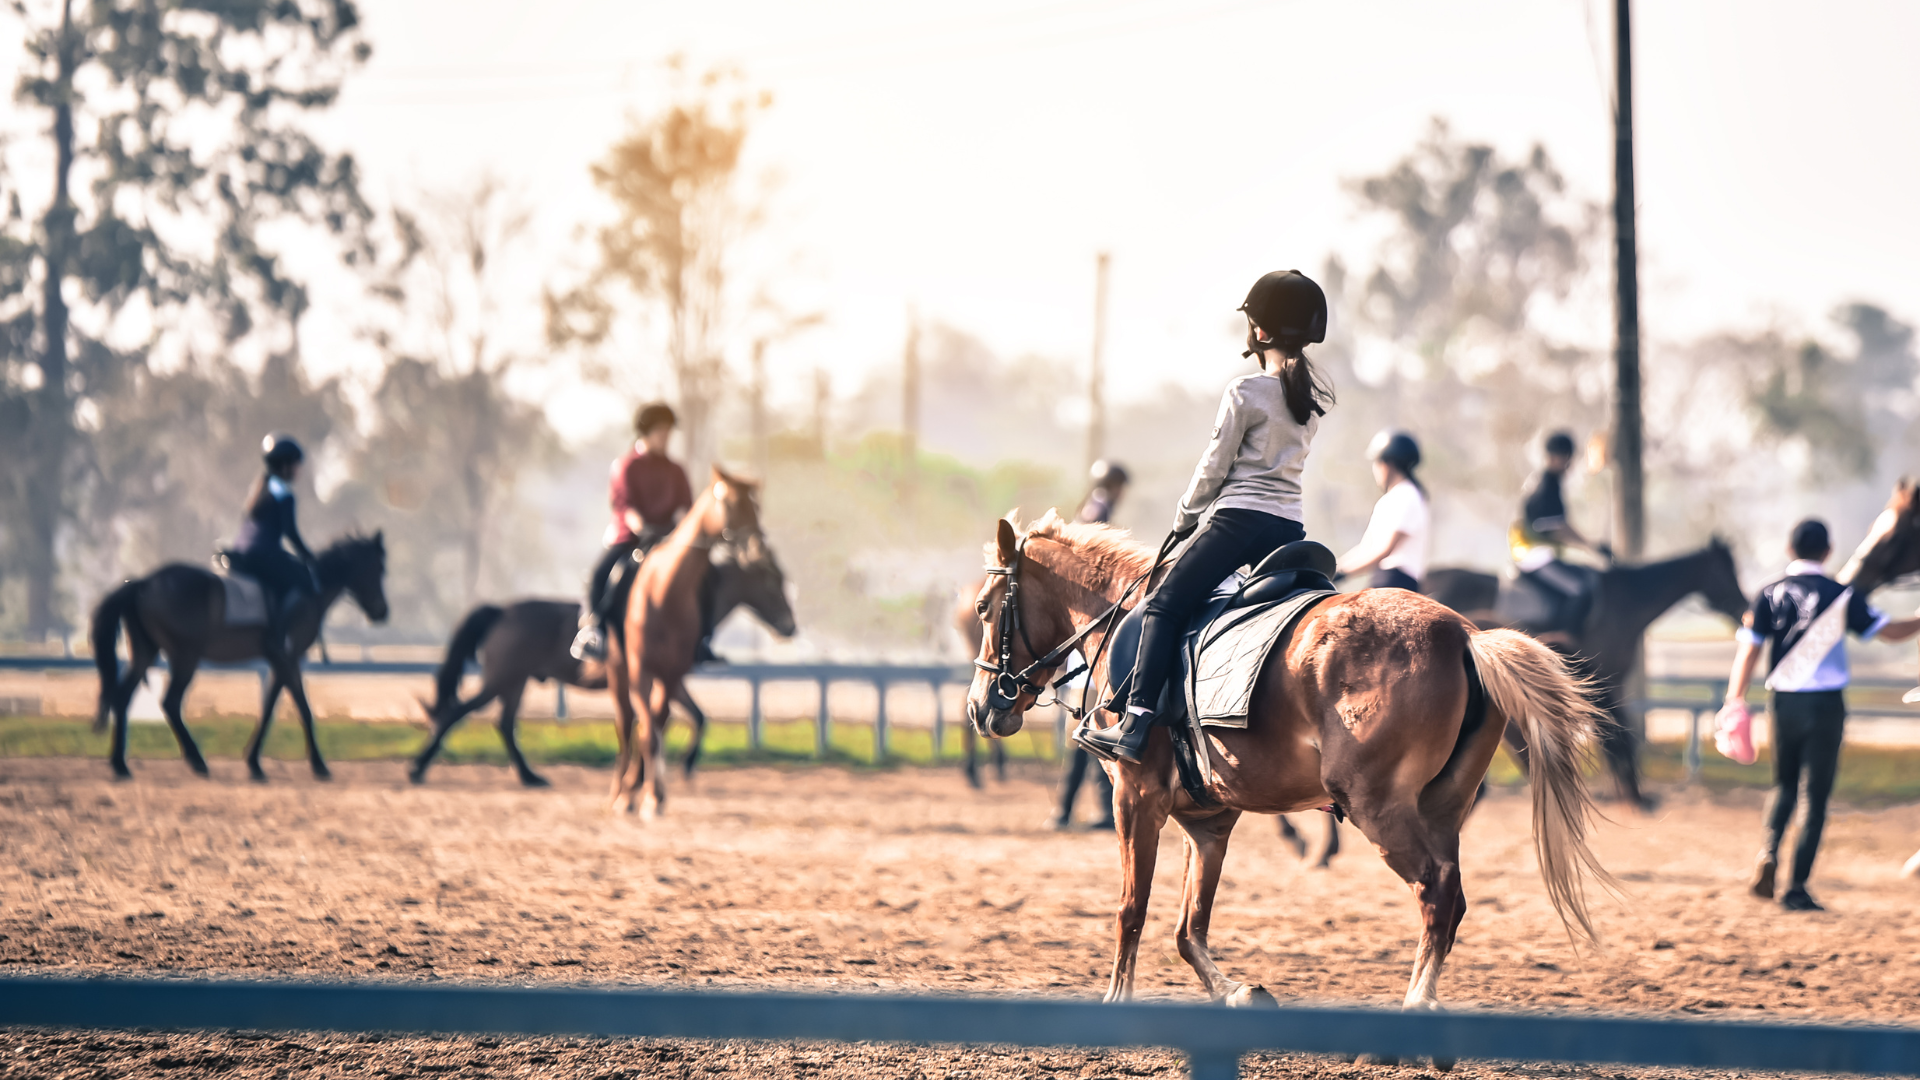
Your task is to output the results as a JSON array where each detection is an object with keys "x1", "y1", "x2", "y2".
[{"x1": 4, "y1": 756, "x2": 1920, "y2": 1078}]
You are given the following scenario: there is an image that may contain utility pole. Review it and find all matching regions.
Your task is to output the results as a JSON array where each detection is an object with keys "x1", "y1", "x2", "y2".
[
  {"x1": 1085, "y1": 252, "x2": 1110, "y2": 475},
  {"x1": 750, "y1": 338, "x2": 769, "y2": 481},
  {"x1": 901, "y1": 309, "x2": 920, "y2": 478},
  {"x1": 810, "y1": 368, "x2": 830, "y2": 459},
  {"x1": 1612, "y1": 0, "x2": 1645, "y2": 560}
]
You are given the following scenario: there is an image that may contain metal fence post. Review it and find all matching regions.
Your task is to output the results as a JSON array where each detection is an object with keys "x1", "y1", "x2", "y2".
[
  {"x1": 873, "y1": 680, "x2": 889, "y2": 762},
  {"x1": 748, "y1": 678, "x2": 763, "y2": 751},
  {"x1": 1684, "y1": 708, "x2": 1702, "y2": 782},
  {"x1": 556, "y1": 683, "x2": 568, "y2": 721},
  {"x1": 816, "y1": 679, "x2": 830, "y2": 758}
]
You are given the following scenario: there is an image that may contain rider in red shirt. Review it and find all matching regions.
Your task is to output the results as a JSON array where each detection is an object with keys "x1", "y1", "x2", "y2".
[{"x1": 572, "y1": 403, "x2": 693, "y2": 661}]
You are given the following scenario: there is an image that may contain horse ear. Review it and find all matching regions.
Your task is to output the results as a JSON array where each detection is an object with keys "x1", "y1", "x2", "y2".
[
  {"x1": 374, "y1": 529, "x2": 385, "y2": 550},
  {"x1": 996, "y1": 517, "x2": 1019, "y2": 566}
]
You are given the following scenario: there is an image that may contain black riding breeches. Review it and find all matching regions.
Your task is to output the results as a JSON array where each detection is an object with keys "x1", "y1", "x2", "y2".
[
  {"x1": 1370, "y1": 567, "x2": 1419, "y2": 591},
  {"x1": 1126, "y1": 508, "x2": 1306, "y2": 713},
  {"x1": 231, "y1": 548, "x2": 311, "y2": 605},
  {"x1": 1763, "y1": 690, "x2": 1847, "y2": 890},
  {"x1": 588, "y1": 540, "x2": 641, "y2": 620}
]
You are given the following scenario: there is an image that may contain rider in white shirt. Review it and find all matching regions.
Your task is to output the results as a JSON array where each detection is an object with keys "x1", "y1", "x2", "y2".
[{"x1": 1337, "y1": 430, "x2": 1429, "y2": 591}]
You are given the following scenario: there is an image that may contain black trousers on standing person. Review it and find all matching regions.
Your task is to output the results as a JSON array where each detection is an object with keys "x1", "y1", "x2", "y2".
[
  {"x1": 1763, "y1": 690, "x2": 1848, "y2": 892},
  {"x1": 1126, "y1": 508, "x2": 1306, "y2": 714},
  {"x1": 1055, "y1": 746, "x2": 1115, "y2": 827}
]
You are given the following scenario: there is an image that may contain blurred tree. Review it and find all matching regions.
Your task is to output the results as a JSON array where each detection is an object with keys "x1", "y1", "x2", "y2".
[
  {"x1": 546, "y1": 59, "x2": 770, "y2": 476},
  {"x1": 352, "y1": 177, "x2": 559, "y2": 618},
  {"x1": 0, "y1": 0, "x2": 372, "y2": 635}
]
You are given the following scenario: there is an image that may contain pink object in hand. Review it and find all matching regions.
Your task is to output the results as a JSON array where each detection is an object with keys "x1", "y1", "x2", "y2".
[{"x1": 1715, "y1": 701, "x2": 1757, "y2": 765}]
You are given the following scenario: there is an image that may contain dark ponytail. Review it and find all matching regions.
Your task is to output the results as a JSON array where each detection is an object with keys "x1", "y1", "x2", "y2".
[{"x1": 1272, "y1": 344, "x2": 1333, "y2": 427}]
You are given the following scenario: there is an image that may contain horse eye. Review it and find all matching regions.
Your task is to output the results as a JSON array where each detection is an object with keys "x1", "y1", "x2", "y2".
[{"x1": 975, "y1": 600, "x2": 989, "y2": 617}]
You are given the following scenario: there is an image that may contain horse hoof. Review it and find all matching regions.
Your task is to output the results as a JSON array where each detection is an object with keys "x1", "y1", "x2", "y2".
[
  {"x1": 520, "y1": 773, "x2": 551, "y2": 789},
  {"x1": 249, "y1": 772, "x2": 269, "y2": 784},
  {"x1": 407, "y1": 769, "x2": 427, "y2": 786},
  {"x1": 312, "y1": 769, "x2": 333, "y2": 783},
  {"x1": 110, "y1": 767, "x2": 133, "y2": 782},
  {"x1": 1431, "y1": 1056, "x2": 1457, "y2": 1072},
  {"x1": 189, "y1": 761, "x2": 210, "y2": 778},
  {"x1": 1225, "y1": 984, "x2": 1277, "y2": 1009}
]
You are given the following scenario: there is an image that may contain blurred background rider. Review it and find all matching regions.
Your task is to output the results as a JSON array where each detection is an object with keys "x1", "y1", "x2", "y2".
[
  {"x1": 1510, "y1": 431, "x2": 1610, "y2": 639},
  {"x1": 1050, "y1": 460, "x2": 1128, "y2": 831},
  {"x1": 572, "y1": 403, "x2": 694, "y2": 662},
  {"x1": 1723, "y1": 518, "x2": 1920, "y2": 912},
  {"x1": 1336, "y1": 430, "x2": 1429, "y2": 591},
  {"x1": 229, "y1": 434, "x2": 320, "y2": 658}
]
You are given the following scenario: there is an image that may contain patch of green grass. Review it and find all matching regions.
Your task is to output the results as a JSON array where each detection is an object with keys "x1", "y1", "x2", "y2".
[{"x1": 0, "y1": 714, "x2": 1063, "y2": 770}]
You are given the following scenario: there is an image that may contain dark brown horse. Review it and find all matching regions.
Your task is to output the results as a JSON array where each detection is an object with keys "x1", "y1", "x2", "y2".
[
  {"x1": 966, "y1": 511, "x2": 1611, "y2": 1014},
  {"x1": 1423, "y1": 540, "x2": 1747, "y2": 811},
  {"x1": 1839, "y1": 478, "x2": 1920, "y2": 593},
  {"x1": 408, "y1": 549, "x2": 796, "y2": 787},
  {"x1": 89, "y1": 534, "x2": 390, "y2": 781},
  {"x1": 611, "y1": 468, "x2": 768, "y2": 817}
]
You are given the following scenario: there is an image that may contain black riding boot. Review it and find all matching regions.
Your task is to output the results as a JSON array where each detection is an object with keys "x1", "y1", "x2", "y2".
[{"x1": 1074, "y1": 705, "x2": 1154, "y2": 765}]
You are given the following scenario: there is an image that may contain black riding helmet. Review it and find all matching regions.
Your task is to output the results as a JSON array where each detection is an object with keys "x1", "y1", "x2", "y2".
[
  {"x1": 1089, "y1": 459, "x2": 1130, "y2": 488},
  {"x1": 1544, "y1": 431, "x2": 1576, "y2": 459},
  {"x1": 1367, "y1": 430, "x2": 1421, "y2": 473},
  {"x1": 1239, "y1": 270, "x2": 1328, "y2": 354},
  {"x1": 262, "y1": 434, "x2": 305, "y2": 469}
]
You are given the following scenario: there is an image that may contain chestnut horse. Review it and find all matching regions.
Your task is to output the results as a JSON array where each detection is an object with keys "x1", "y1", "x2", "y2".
[
  {"x1": 1839, "y1": 477, "x2": 1920, "y2": 593},
  {"x1": 966, "y1": 511, "x2": 1612, "y2": 1014},
  {"x1": 610, "y1": 467, "x2": 771, "y2": 816}
]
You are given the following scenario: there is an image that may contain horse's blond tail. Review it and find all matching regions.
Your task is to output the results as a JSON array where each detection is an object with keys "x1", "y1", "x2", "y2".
[{"x1": 1466, "y1": 628, "x2": 1617, "y2": 946}]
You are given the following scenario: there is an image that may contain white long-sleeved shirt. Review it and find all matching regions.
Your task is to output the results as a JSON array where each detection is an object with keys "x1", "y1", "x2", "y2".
[{"x1": 1175, "y1": 371, "x2": 1317, "y2": 531}]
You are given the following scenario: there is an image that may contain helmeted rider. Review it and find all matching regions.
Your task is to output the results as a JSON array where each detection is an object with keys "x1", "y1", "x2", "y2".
[
  {"x1": 572, "y1": 402, "x2": 694, "y2": 662},
  {"x1": 1076, "y1": 270, "x2": 1333, "y2": 765},
  {"x1": 230, "y1": 434, "x2": 320, "y2": 656},
  {"x1": 1337, "y1": 430, "x2": 1429, "y2": 591},
  {"x1": 1511, "y1": 431, "x2": 1609, "y2": 636},
  {"x1": 1051, "y1": 459, "x2": 1131, "y2": 830}
]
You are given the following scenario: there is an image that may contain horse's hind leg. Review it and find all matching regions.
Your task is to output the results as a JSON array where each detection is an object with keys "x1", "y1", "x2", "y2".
[
  {"x1": 962, "y1": 726, "x2": 983, "y2": 790},
  {"x1": 1276, "y1": 814, "x2": 1307, "y2": 859},
  {"x1": 409, "y1": 688, "x2": 496, "y2": 785},
  {"x1": 160, "y1": 655, "x2": 210, "y2": 777},
  {"x1": 1170, "y1": 809, "x2": 1271, "y2": 1006},
  {"x1": 108, "y1": 645, "x2": 157, "y2": 780},
  {"x1": 1355, "y1": 804, "x2": 1466, "y2": 1012},
  {"x1": 495, "y1": 685, "x2": 547, "y2": 788}
]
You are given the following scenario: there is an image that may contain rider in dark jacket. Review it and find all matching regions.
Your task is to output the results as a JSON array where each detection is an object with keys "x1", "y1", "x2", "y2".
[{"x1": 231, "y1": 434, "x2": 319, "y2": 656}]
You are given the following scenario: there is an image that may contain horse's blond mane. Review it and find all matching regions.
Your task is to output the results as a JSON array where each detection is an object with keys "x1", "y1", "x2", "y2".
[{"x1": 986, "y1": 508, "x2": 1153, "y2": 597}]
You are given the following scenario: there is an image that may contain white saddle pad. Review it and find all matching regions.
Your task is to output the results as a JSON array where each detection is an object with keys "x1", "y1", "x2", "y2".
[
  {"x1": 220, "y1": 573, "x2": 269, "y2": 627},
  {"x1": 1187, "y1": 590, "x2": 1334, "y2": 729}
]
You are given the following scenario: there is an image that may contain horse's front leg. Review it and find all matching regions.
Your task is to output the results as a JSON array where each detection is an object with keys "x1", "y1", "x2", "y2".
[
  {"x1": 283, "y1": 664, "x2": 330, "y2": 780},
  {"x1": 637, "y1": 676, "x2": 675, "y2": 820},
  {"x1": 495, "y1": 684, "x2": 548, "y2": 788},
  {"x1": 109, "y1": 646, "x2": 157, "y2": 781},
  {"x1": 1172, "y1": 809, "x2": 1271, "y2": 1006},
  {"x1": 1106, "y1": 758, "x2": 1172, "y2": 1003},
  {"x1": 672, "y1": 683, "x2": 707, "y2": 780},
  {"x1": 409, "y1": 688, "x2": 495, "y2": 785},
  {"x1": 606, "y1": 651, "x2": 636, "y2": 809},
  {"x1": 245, "y1": 668, "x2": 287, "y2": 783}
]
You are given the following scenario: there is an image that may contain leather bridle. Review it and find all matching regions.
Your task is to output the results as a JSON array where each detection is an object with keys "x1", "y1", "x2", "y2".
[{"x1": 973, "y1": 531, "x2": 1177, "y2": 719}]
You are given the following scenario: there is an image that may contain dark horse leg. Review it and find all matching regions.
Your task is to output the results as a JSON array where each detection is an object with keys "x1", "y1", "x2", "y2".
[
  {"x1": 495, "y1": 683, "x2": 548, "y2": 788},
  {"x1": 245, "y1": 668, "x2": 285, "y2": 783},
  {"x1": 283, "y1": 662, "x2": 330, "y2": 781},
  {"x1": 672, "y1": 684, "x2": 708, "y2": 780},
  {"x1": 962, "y1": 725, "x2": 1006, "y2": 789},
  {"x1": 160, "y1": 652, "x2": 210, "y2": 777},
  {"x1": 409, "y1": 685, "x2": 501, "y2": 785},
  {"x1": 1275, "y1": 814, "x2": 1340, "y2": 867},
  {"x1": 108, "y1": 639, "x2": 158, "y2": 781}
]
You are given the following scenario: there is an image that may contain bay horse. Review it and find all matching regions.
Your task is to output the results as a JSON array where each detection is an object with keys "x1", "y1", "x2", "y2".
[
  {"x1": 1423, "y1": 540, "x2": 1747, "y2": 812},
  {"x1": 408, "y1": 549, "x2": 797, "y2": 787},
  {"x1": 89, "y1": 533, "x2": 390, "y2": 781},
  {"x1": 966, "y1": 511, "x2": 1612, "y2": 1015},
  {"x1": 611, "y1": 467, "x2": 771, "y2": 817}
]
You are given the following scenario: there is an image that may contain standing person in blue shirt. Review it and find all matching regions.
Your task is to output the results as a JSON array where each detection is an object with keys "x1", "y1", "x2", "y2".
[
  {"x1": 1078, "y1": 270, "x2": 1332, "y2": 765},
  {"x1": 1722, "y1": 519, "x2": 1920, "y2": 910},
  {"x1": 1050, "y1": 460, "x2": 1128, "y2": 829},
  {"x1": 1336, "y1": 430, "x2": 1429, "y2": 591}
]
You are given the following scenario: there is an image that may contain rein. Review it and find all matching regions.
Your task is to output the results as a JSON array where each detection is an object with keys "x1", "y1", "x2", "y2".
[{"x1": 974, "y1": 530, "x2": 1179, "y2": 719}]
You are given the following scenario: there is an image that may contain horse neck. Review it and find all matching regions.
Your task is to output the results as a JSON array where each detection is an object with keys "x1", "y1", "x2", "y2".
[
  {"x1": 1022, "y1": 538, "x2": 1148, "y2": 679},
  {"x1": 1605, "y1": 549, "x2": 1712, "y2": 639},
  {"x1": 652, "y1": 493, "x2": 727, "y2": 592}
]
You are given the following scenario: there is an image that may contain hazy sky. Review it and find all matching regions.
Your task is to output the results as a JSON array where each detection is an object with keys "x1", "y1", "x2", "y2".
[{"x1": 22, "y1": 0, "x2": 1920, "y2": 435}]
